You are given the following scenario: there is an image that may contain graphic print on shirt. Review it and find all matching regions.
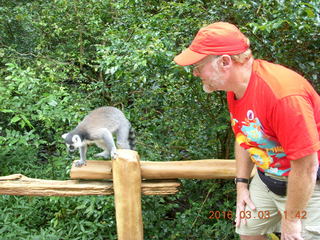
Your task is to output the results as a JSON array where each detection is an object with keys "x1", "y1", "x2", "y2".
[{"x1": 231, "y1": 110, "x2": 289, "y2": 176}]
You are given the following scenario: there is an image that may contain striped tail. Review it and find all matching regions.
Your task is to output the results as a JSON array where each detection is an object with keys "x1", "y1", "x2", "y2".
[{"x1": 128, "y1": 127, "x2": 136, "y2": 150}]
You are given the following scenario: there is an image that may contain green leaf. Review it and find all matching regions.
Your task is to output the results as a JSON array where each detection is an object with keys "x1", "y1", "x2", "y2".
[{"x1": 10, "y1": 115, "x2": 21, "y2": 124}]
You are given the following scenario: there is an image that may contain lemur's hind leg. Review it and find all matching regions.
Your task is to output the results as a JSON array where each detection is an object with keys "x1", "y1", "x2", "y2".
[
  {"x1": 94, "y1": 140, "x2": 110, "y2": 159},
  {"x1": 116, "y1": 121, "x2": 131, "y2": 149},
  {"x1": 100, "y1": 128, "x2": 118, "y2": 159}
]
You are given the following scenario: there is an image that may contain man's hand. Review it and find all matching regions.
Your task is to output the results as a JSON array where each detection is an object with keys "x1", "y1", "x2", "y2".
[
  {"x1": 235, "y1": 184, "x2": 256, "y2": 227},
  {"x1": 281, "y1": 217, "x2": 303, "y2": 240}
]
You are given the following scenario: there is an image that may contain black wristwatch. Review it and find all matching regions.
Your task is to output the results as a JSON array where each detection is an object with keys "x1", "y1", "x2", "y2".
[{"x1": 234, "y1": 178, "x2": 249, "y2": 184}]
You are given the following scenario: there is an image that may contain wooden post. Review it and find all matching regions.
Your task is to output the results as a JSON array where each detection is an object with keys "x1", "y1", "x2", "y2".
[{"x1": 112, "y1": 149, "x2": 143, "y2": 240}]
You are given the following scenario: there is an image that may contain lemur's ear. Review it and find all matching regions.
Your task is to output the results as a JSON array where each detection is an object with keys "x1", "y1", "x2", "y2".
[
  {"x1": 72, "y1": 135, "x2": 82, "y2": 143},
  {"x1": 62, "y1": 133, "x2": 68, "y2": 139}
]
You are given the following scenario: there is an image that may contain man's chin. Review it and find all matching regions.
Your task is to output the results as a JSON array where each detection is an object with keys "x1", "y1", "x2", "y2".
[{"x1": 203, "y1": 85, "x2": 215, "y2": 93}]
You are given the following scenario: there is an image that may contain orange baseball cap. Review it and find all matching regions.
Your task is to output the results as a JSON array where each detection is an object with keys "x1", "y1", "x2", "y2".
[{"x1": 174, "y1": 22, "x2": 249, "y2": 66}]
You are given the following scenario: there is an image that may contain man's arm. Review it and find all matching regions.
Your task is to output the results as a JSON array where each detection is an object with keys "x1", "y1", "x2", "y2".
[
  {"x1": 235, "y1": 141, "x2": 254, "y2": 181},
  {"x1": 281, "y1": 152, "x2": 319, "y2": 238},
  {"x1": 286, "y1": 152, "x2": 318, "y2": 218},
  {"x1": 235, "y1": 141, "x2": 256, "y2": 227}
]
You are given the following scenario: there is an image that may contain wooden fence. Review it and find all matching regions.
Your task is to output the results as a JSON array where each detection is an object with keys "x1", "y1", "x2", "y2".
[{"x1": 0, "y1": 149, "x2": 240, "y2": 240}]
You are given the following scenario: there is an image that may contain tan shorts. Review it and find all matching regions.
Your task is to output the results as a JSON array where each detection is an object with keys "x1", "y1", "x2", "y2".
[{"x1": 236, "y1": 173, "x2": 320, "y2": 240}]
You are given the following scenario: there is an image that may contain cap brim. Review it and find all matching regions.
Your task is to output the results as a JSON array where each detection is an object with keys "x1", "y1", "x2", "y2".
[{"x1": 174, "y1": 48, "x2": 208, "y2": 66}]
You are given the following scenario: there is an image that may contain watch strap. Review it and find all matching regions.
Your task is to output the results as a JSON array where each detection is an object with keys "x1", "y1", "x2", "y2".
[{"x1": 234, "y1": 177, "x2": 249, "y2": 184}]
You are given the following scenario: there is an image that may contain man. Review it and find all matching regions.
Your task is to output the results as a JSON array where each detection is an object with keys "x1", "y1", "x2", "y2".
[{"x1": 174, "y1": 22, "x2": 320, "y2": 240}]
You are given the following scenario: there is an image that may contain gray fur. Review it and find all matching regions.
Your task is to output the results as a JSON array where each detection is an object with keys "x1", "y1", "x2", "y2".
[{"x1": 62, "y1": 106, "x2": 135, "y2": 167}]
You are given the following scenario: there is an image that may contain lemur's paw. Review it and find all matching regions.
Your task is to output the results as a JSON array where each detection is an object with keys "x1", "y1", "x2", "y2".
[
  {"x1": 111, "y1": 150, "x2": 118, "y2": 160},
  {"x1": 74, "y1": 160, "x2": 86, "y2": 167}
]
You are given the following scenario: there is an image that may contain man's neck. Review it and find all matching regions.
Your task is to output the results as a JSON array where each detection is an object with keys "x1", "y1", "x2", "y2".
[{"x1": 232, "y1": 58, "x2": 254, "y2": 100}]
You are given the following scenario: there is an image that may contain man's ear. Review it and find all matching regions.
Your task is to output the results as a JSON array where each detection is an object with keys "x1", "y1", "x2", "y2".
[{"x1": 220, "y1": 55, "x2": 233, "y2": 69}]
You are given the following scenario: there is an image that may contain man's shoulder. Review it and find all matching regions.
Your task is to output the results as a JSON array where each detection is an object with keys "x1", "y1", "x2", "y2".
[{"x1": 253, "y1": 59, "x2": 310, "y2": 99}]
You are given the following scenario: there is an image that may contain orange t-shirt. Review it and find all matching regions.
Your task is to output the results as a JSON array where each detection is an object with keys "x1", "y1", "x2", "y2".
[{"x1": 227, "y1": 59, "x2": 320, "y2": 176}]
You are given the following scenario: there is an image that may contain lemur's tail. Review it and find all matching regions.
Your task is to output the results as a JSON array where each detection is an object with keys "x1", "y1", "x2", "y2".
[{"x1": 128, "y1": 127, "x2": 136, "y2": 150}]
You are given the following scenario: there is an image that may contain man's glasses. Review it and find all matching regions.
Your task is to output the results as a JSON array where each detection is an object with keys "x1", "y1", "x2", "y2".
[{"x1": 192, "y1": 56, "x2": 220, "y2": 74}]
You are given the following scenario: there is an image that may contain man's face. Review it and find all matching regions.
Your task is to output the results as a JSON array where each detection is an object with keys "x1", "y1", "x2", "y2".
[{"x1": 192, "y1": 55, "x2": 226, "y2": 93}]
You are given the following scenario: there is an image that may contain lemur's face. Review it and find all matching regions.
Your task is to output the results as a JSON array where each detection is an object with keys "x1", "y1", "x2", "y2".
[{"x1": 62, "y1": 133, "x2": 83, "y2": 152}]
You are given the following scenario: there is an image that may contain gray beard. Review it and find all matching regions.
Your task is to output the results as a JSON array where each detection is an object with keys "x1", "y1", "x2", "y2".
[{"x1": 203, "y1": 84, "x2": 214, "y2": 93}]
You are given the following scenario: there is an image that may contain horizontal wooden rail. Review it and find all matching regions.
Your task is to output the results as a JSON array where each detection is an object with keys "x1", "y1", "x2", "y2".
[
  {"x1": 0, "y1": 174, "x2": 180, "y2": 196},
  {"x1": 70, "y1": 159, "x2": 238, "y2": 180},
  {"x1": 0, "y1": 151, "x2": 248, "y2": 240}
]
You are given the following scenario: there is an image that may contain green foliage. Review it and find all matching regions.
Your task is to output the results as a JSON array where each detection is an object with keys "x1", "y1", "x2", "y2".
[
  {"x1": 0, "y1": 195, "x2": 116, "y2": 240},
  {"x1": 0, "y1": 0, "x2": 318, "y2": 239}
]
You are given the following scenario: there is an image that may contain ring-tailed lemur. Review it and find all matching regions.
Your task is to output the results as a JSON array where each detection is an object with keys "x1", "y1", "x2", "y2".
[{"x1": 62, "y1": 106, "x2": 135, "y2": 167}]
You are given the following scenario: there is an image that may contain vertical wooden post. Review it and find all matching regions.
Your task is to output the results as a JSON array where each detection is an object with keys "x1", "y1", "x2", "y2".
[{"x1": 112, "y1": 149, "x2": 143, "y2": 240}]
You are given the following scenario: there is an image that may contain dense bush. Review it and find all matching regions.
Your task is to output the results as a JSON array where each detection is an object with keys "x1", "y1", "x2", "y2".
[{"x1": 0, "y1": 0, "x2": 318, "y2": 239}]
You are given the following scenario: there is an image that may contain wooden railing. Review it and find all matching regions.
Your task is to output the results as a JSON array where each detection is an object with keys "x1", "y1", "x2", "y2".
[{"x1": 0, "y1": 149, "x2": 240, "y2": 240}]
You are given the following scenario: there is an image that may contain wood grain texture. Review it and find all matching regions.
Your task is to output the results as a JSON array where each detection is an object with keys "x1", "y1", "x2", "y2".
[
  {"x1": 70, "y1": 159, "x2": 238, "y2": 180},
  {"x1": 0, "y1": 174, "x2": 180, "y2": 196},
  {"x1": 112, "y1": 149, "x2": 144, "y2": 240}
]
